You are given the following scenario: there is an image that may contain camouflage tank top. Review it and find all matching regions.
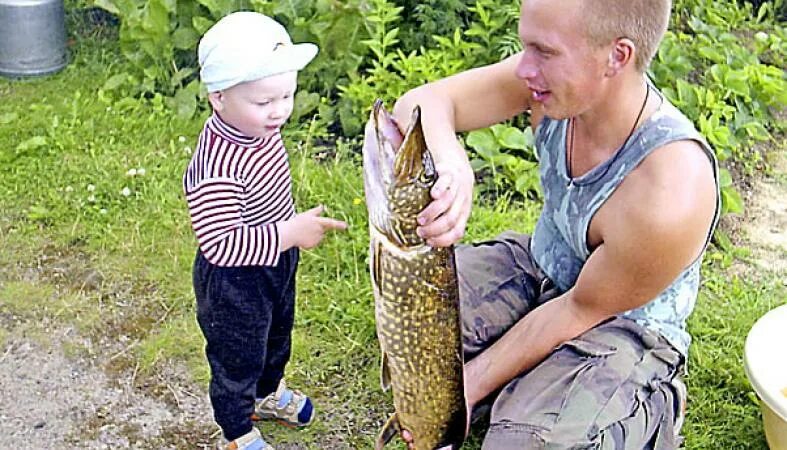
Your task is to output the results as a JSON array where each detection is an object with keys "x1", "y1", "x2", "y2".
[{"x1": 530, "y1": 90, "x2": 720, "y2": 355}]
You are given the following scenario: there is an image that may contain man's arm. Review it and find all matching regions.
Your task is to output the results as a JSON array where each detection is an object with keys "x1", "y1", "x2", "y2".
[
  {"x1": 392, "y1": 52, "x2": 532, "y2": 137},
  {"x1": 391, "y1": 52, "x2": 533, "y2": 247},
  {"x1": 464, "y1": 140, "x2": 717, "y2": 407}
]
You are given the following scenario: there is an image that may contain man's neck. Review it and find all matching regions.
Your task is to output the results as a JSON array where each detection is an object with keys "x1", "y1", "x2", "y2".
[{"x1": 574, "y1": 74, "x2": 650, "y2": 155}]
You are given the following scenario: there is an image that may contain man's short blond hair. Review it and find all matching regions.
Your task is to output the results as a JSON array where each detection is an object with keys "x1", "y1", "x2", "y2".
[{"x1": 583, "y1": 0, "x2": 672, "y2": 72}]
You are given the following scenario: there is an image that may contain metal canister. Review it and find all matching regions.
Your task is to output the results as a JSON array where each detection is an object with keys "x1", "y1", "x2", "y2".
[{"x1": 0, "y1": 0, "x2": 68, "y2": 77}]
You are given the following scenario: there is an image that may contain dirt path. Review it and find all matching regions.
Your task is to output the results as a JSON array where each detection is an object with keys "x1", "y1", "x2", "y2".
[
  {"x1": 734, "y1": 152, "x2": 787, "y2": 277},
  {"x1": 0, "y1": 154, "x2": 784, "y2": 449},
  {"x1": 0, "y1": 314, "x2": 214, "y2": 449}
]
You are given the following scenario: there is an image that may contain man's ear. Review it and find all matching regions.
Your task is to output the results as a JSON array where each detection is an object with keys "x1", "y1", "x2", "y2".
[
  {"x1": 208, "y1": 91, "x2": 224, "y2": 112},
  {"x1": 605, "y1": 37, "x2": 636, "y2": 77}
]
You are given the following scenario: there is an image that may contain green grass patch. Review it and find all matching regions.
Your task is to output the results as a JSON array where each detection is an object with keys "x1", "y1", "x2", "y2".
[
  {"x1": 0, "y1": 281, "x2": 57, "y2": 315},
  {"x1": 683, "y1": 271, "x2": 786, "y2": 449}
]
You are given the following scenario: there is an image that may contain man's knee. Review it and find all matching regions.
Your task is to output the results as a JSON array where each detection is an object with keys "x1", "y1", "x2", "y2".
[
  {"x1": 482, "y1": 422, "x2": 599, "y2": 450},
  {"x1": 482, "y1": 422, "x2": 547, "y2": 450}
]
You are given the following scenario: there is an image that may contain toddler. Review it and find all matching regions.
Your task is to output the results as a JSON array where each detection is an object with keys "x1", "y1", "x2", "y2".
[{"x1": 183, "y1": 11, "x2": 347, "y2": 450}]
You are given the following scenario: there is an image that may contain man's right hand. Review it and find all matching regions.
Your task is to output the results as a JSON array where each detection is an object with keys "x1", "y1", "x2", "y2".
[
  {"x1": 390, "y1": 54, "x2": 533, "y2": 248},
  {"x1": 279, "y1": 204, "x2": 347, "y2": 250},
  {"x1": 416, "y1": 156, "x2": 475, "y2": 247}
]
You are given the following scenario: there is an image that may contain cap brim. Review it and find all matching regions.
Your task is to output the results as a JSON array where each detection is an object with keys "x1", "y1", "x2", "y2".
[{"x1": 243, "y1": 43, "x2": 318, "y2": 83}]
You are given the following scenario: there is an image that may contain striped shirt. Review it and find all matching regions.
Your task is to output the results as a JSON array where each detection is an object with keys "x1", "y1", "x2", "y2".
[{"x1": 183, "y1": 113, "x2": 295, "y2": 267}]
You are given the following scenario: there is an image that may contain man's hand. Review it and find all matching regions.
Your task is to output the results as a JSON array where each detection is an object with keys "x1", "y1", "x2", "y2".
[
  {"x1": 417, "y1": 158, "x2": 474, "y2": 247},
  {"x1": 279, "y1": 204, "x2": 348, "y2": 250}
]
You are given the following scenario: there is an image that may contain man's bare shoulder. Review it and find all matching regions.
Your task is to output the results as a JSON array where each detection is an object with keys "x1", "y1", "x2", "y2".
[
  {"x1": 575, "y1": 139, "x2": 718, "y2": 316},
  {"x1": 628, "y1": 139, "x2": 715, "y2": 221},
  {"x1": 603, "y1": 138, "x2": 717, "y2": 257}
]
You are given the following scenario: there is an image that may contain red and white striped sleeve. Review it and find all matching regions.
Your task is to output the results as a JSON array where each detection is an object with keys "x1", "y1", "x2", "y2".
[{"x1": 185, "y1": 177, "x2": 282, "y2": 267}]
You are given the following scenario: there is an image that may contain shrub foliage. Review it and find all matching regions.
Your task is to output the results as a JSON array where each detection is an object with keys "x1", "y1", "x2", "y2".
[{"x1": 90, "y1": 0, "x2": 785, "y2": 215}]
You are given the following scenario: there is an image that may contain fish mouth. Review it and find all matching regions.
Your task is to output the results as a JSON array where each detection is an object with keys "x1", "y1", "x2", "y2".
[
  {"x1": 371, "y1": 99, "x2": 432, "y2": 186},
  {"x1": 363, "y1": 100, "x2": 396, "y2": 240},
  {"x1": 363, "y1": 99, "x2": 436, "y2": 248}
]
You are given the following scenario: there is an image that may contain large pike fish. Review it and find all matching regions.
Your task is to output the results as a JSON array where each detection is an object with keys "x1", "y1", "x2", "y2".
[{"x1": 363, "y1": 99, "x2": 467, "y2": 450}]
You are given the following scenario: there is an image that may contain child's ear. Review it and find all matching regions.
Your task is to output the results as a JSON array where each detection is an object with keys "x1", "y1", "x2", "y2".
[{"x1": 208, "y1": 91, "x2": 224, "y2": 111}]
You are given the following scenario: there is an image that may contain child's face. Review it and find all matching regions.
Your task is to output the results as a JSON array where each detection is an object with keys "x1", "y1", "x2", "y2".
[{"x1": 209, "y1": 71, "x2": 298, "y2": 139}]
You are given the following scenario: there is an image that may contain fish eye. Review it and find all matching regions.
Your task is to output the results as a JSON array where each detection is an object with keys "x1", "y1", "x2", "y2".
[{"x1": 419, "y1": 170, "x2": 435, "y2": 184}]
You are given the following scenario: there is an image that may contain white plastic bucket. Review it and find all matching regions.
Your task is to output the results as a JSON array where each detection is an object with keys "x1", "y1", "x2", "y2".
[{"x1": 744, "y1": 303, "x2": 787, "y2": 449}]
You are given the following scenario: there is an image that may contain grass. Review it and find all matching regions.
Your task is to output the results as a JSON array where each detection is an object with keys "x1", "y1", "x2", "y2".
[
  {"x1": 1, "y1": 24, "x2": 784, "y2": 450},
  {"x1": 684, "y1": 272, "x2": 784, "y2": 449}
]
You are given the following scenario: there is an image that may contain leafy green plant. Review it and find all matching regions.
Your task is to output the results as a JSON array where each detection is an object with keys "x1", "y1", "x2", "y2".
[
  {"x1": 86, "y1": 0, "x2": 786, "y2": 222},
  {"x1": 395, "y1": 0, "x2": 474, "y2": 49},
  {"x1": 718, "y1": 168, "x2": 744, "y2": 215},
  {"x1": 465, "y1": 124, "x2": 540, "y2": 199},
  {"x1": 651, "y1": 0, "x2": 786, "y2": 219},
  {"x1": 338, "y1": 0, "x2": 520, "y2": 135},
  {"x1": 91, "y1": 0, "x2": 371, "y2": 121},
  {"x1": 465, "y1": 0, "x2": 521, "y2": 58}
]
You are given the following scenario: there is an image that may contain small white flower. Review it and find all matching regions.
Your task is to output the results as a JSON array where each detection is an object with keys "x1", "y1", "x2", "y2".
[
  {"x1": 137, "y1": 168, "x2": 146, "y2": 176},
  {"x1": 755, "y1": 31, "x2": 769, "y2": 42},
  {"x1": 126, "y1": 168, "x2": 137, "y2": 177},
  {"x1": 99, "y1": 208, "x2": 107, "y2": 214},
  {"x1": 184, "y1": 146, "x2": 192, "y2": 154},
  {"x1": 65, "y1": 186, "x2": 74, "y2": 193},
  {"x1": 178, "y1": 136, "x2": 186, "y2": 143},
  {"x1": 87, "y1": 184, "x2": 95, "y2": 192},
  {"x1": 121, "y1": 187, "x2": 131, "y2": 197},
  {"x1": 87, "y1": 194, "x2": 96, "y2": 203}
]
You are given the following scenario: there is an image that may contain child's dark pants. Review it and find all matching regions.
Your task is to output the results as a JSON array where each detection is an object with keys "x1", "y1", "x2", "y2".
[{"x1": 193, "y1": 248, "x2": 299, "y2": 441}]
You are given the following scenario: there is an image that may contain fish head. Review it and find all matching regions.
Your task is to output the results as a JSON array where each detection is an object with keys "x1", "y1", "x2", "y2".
[{"x1": 363, "y1": 99, "x2": 436, "y2": 248}]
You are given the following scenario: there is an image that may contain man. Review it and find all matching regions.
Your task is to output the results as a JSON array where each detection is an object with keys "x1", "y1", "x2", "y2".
[{"x1": 391, "y1": 0, "x2": 719, "y2": 448}]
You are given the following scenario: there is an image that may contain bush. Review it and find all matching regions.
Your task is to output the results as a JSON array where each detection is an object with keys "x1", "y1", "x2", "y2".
[{"x1": 87, "y1": 0, "x2": 786, "y2": 215}]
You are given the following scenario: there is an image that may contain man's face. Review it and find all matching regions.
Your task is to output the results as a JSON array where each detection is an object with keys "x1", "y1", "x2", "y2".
[
  {"x1": 211, "y1": 71, "x2": 297, "y2": 139},
  {"x1": 515, "y1": 0, "x2": 610, "y2": 119}
]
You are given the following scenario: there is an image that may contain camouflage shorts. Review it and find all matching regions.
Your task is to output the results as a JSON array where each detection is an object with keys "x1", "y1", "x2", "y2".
[{"x1": 456, "y1": 231, "x2": 686, "y2": 450}]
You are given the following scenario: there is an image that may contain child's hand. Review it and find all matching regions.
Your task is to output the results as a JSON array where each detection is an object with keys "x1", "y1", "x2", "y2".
[{"x1": 279, "y1": 205, "x2": 348, "y2": 250}]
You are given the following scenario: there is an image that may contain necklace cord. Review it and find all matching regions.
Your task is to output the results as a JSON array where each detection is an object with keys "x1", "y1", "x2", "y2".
[{"x1": 567, "y1": 83, "x2": 651, "y2": 186}]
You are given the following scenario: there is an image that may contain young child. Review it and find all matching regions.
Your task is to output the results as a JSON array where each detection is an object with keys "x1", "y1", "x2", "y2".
[{"x1": 183, "y1": 11, "x2": 348, "y2": 450}]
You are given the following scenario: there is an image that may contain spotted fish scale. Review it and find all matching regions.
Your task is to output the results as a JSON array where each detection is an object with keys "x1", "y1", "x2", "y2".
[{"x1": 363, "y1": 99, "x2": 467, "y2": 450}]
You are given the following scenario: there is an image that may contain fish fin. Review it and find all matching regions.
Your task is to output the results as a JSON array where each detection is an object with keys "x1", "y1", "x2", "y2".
[
  {"x1": 375, "y1": 413, "x2": 401, "y2": 450},
  {"x1": 380, "y1": 352, "x2": 391, "y2": 391}
]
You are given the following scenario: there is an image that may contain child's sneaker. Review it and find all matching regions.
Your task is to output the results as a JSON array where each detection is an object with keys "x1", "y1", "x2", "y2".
[
  {"x1": 217, "y1": 428, "x2": 274, "y2": 450},
  {"x1": 251, "y1": 379, "x2": 314, "y2": 427}
]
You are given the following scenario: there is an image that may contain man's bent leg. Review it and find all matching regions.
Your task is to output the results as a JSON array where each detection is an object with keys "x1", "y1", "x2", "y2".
[
  {"x1": 482, "y1": 318, "x2": 686, "y2": 450},
  {"x1": 456, "y1": 231, "x2": 559, "y2": 360}
]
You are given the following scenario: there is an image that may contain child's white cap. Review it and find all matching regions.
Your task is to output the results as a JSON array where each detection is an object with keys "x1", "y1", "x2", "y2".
[{"x1": 198, "y1": 11, "x2": 318, "y2": 93}]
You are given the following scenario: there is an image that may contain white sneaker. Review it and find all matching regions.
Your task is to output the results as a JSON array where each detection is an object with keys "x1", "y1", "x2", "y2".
[{"x1": 217, "y1": 427, "x2": 274, "y2": 450}]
